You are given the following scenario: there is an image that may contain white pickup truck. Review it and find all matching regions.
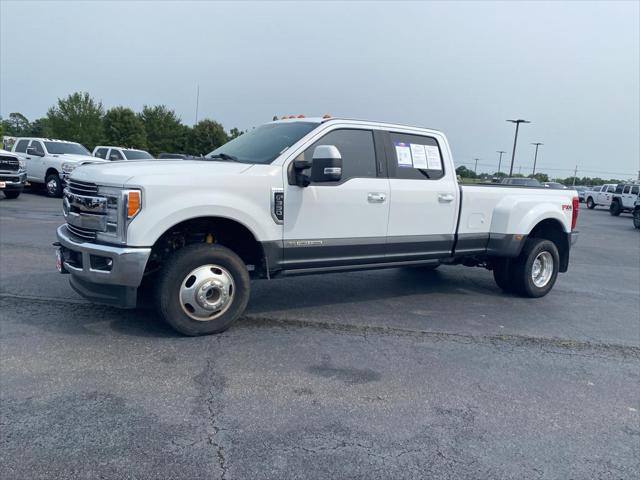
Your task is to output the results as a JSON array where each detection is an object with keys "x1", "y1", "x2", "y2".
[
  {"x1": 55, "y1": 117, "x2": 579, "y2": 335},
  {"x1": 12, "y1": 137, "x2": 106, "y2": 197},
  {"x1": 584, "y1": 183, "x2": 617, "y2": 210}
]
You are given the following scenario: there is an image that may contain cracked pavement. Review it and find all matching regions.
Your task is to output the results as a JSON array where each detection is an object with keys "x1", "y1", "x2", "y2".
[{"x1": 1, "y1": 193, "x2": 639, "y2": 479}]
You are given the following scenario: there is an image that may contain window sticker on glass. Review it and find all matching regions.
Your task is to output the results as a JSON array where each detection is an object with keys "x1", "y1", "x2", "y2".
[
  {"x1": 395, "y1": 142, "x2": 413, "y2": 167},
  {"x1": 425, "y1": 145, "x2": 442, "y2": 170},
  {"x1": 410, "y1": 143, "x2": 428, "y2": 169}
]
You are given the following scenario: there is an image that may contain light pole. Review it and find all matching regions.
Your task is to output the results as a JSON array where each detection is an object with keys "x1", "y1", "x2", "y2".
[
  {"x1": 506, "y1": 119, "x2": 531, "y2": 177},
  {"x1": 531, "y1": 142, "x2": 543, "y2": 176},
  {"x1": 474, "y1": 158, "x2": 480, "y2": 176},
  {"x1": 496, "y1": 150, "x2": 506, "y2": 174}
]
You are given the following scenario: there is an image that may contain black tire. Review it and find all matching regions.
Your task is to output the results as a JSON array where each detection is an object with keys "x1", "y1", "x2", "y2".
[
  {"x1": 45, "y1": 172, "x2": 63, "y2": 198},
  {"x1": 511, "y1": 238, "x2": 560, "y2": 298},
  {"x1": 492, "y1": 258, "x2": 519, "y2": 293},
  {"x1": 609, "y1": 200, "x2": 622, "y2": 216},
  {"x1": 3, "y1": 190, "x2": 21, "y2": 199},
  {"x1": 633, "y1": 209, "x2": 640, "y2": 230},
  {"x1": 157, "y1": 243, "x2": 250, "y2": 336},
  {"x1": 586, "y1": 197, "x2": 595, "y2": 209}
]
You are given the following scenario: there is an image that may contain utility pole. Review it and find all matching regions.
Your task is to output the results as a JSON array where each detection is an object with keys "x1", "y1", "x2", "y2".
[
  {"x1": 531, "y1": 142, "x2": 543, "y2": 175},
  {"x1": 573, "y1": 165, "x2": 578, "y2": 186},
  {"x1": 474, "y1": 158, "x2": 480, "y2": 175},
  {"x1": 195, "y1": 84, "x2": 200, "y2": 124},
  {"x1": 507, "y1": 119, "x2": 531, "y2": 177},
  {"x1": 496, "y1": 150, "x2": 506, "y2": 174},
  {"x1": 518, "y1": 165, "x2": 522, "y2": 175}
]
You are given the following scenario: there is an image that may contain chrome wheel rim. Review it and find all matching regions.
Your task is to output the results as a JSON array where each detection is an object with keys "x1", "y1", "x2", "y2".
[
  {"x1": 46, "y1": 178, "x2": 58, "y2": 195},
  {"x1": 531, "y1": 251, "x2": 553, "y2": 288},
  {"x1": 179, "y1": 264, "x2": 235, "y2": 321}
]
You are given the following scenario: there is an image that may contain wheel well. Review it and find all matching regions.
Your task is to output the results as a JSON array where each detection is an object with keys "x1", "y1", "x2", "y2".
[
  {"x1": 45, "y1": 168, "x2": 59, "y2": 178},
  {"x1": 146, "y1": 216, "x2": 265, "y2": 277},
  {"x1": 529, "y1": 219, "x2": 570, "y2": 272}
]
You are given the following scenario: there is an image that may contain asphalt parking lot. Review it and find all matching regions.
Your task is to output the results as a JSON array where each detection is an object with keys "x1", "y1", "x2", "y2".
[{"x1": 1, "y1": 192, "x2": 639, "y2": 479}]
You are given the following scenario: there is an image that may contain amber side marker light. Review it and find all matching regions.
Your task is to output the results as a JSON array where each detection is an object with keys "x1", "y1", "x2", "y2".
[{"x1": 126, "y1": 190, "x2": 141, "y2": 219}]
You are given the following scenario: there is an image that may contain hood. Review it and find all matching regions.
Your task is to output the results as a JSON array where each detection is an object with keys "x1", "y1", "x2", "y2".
[
  {"x1": 70, "y1": 160, "x2": 254, "y2": 187},
  {"x1": 58, "y1": 154, "x2": 106, "y2": 164}
]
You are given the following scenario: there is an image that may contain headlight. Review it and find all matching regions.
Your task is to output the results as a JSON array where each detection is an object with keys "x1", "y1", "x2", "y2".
[
  {"x1": 95, "y1": 186, "x2": 142, "y2": 244},
  {"x1": 18, "y1": 158, "x2": 26, "y2": 170},
  {"x1": 61, "y1": 162, "x2": 77, "y2": 174}
]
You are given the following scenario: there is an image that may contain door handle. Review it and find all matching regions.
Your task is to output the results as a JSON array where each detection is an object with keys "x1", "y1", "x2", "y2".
[
  {"x1": 368, "y1": 192, "x2": 386, "y2": 203},
  {"x1": 438, "y1": 193, "x2": 455, "y2": 203}
]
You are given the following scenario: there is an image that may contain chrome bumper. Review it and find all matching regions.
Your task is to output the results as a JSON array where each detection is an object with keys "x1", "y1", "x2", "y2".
[
  {"x1": 56, "y1": 224, "x2": 151, "y2": 287},
  {"x1": 0, "y1": 172, "x2": 26, "y2": 185}
]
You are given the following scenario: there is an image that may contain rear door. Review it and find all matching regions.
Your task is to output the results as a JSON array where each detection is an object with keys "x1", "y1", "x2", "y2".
[
  {"x1": 383, "y1": 131, "x2": 458, "y2": 260},
  {"x1": 282, "y1": 127, "x2": 390, "y2": 270}
]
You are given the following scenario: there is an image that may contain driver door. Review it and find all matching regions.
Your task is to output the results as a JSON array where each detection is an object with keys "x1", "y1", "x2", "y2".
[{"x1": 282, "y1": 128, "x2": 390, "y2": 271}]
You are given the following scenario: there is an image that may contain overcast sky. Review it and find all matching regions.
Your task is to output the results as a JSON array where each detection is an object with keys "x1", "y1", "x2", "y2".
[{"x1": 1, "y1": 0, "x2": 638, "y2": 178}]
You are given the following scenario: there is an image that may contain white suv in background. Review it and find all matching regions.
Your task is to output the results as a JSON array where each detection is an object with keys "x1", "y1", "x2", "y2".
[
  {"x1": 93, "y1": 146, "x2": 154, "y2": 161},
  {"x1": 584, "y1": 183, "x2": 617, "y2": 209},
  {"x1": 11, "y1": 138, "x2": 106, "y2": 197}
]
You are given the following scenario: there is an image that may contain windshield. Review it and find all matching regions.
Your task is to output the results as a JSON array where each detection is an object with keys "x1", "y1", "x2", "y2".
[
  {"x1": 123, "y1": 149, "x2": 153, "y2": 160},
  {"x1": 206, "y1": 122, "x2": 318, "y2": 164},
  {"x1": 44, "y1": 142, "x2": 90, "y2": 156}
]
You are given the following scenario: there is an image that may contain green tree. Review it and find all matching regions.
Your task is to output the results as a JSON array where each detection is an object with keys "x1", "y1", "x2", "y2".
[
  {"x1": 139, "y1": 105, "x2": 184, "y2": 155},
  {"x1": 47, "y1": 92, "x2": 104, "y2": 149},
  {"x1": 103, "y1": 107, "x2": 147, "y2": 149},
  {"x1": 186, "y1": 119, "x2": 228, "y2": 156},
  {"x1": 1, "y1": 112, "x2": 31, "y2": 136},
  {"x1": 530, "y1": 172, "x2": 549, "y2": 182},
  {"x1": 229, "y1": 127, "x2": 244, "y2": 140},
  {"x1": 28, "y1": 118, "x2": 52, "y2": 137},
  {"x1": 456, "y1": 165, "x2": 477, "y2": 179}
]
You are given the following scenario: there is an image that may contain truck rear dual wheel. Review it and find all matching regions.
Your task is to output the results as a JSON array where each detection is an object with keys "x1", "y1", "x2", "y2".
[
  {"x1": 156, "y1": 244, "x2": 250, "y2": 336},
  {"x1": 493, "y1": 238, "x2": 559, "y2": 297}
]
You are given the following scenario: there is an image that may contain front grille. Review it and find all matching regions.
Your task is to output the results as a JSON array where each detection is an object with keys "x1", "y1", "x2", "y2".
[
  {"x1": 68, "y1": 179, "x2": 99, "y2": 195},
  {"x1": 0, "y1": 175, "x2": 21, "y2": 182},
  {"x1": 67, "y1": 224, "x2": 98, "y2": 241},
  {"x1": 0, "y1": 156, "x2": 19, "y2": 173}
]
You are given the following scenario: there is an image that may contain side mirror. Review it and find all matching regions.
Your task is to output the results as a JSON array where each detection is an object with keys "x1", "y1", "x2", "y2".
[
  {"x1": 311, "y1": 145, "x2": 342, "y2": 182},
  {"x1": 27, "y1": 146, "x2": 44, "y2": 157}
]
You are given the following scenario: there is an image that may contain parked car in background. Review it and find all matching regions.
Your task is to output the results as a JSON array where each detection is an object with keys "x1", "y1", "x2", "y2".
[
  {"x1": 500, "y1": 177, "x2": 541, "y2": 187},
  {"x1": 11, "y1": 138, "x2": 106, "y2": 197},
  {"x1": 633, "y1": 198, "x2": 640, "y2": 229},
  {"x1": 542, "y1": 182, "x2": 568, "y2": 189},
  {"x1": 609, "y1": 183, "x2": 639, "y2": 216},
  {"x1": 573, "y1": 186, "x2": 589, "y2": 202},
  {"x1": 0, "y1": 149, "x2": 27, "y2": 199},
  {"x1": 584, "y1": 184, "x2": 617, "y2": 210},
  {"x1": 93, "y1": 146, "x2": 154, "y2": 161}
]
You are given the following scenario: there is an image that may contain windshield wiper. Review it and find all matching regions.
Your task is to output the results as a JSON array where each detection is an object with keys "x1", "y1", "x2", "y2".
[{"x1": 208, "y1": 153, "x2": 238, "y2": 162}]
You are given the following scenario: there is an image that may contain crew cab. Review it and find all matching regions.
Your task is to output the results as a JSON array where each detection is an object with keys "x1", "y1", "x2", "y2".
[
  {"x1": 55, "y1": 117, "x2": 579, "y2": 336},
  {"x1": 93, "y1": 146, "x2": 154, "y2": 161},
  {"x1": 584, "y1": 184, "x2": 617, "y2": 210},
  {"x1": 609, "y1": 183, "x2": 639, "y2": 216},
  {"x1": 0, "y1": 149, "x2": 27, "y2": 199},
  {"x1": 12, "y1": 138, "x2": 106, "y2": 197}
]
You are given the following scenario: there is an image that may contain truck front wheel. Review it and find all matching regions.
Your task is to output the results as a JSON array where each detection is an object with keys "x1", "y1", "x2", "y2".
[
  {"x1": 45, "y1": 172, "x2": 63, "y2": 197},
  {"x1": 157, "y1": 244, "x2": 250, "y2": 336},
  {"x1": 586, "y1": 197, "x2": 595, "y2": 209},
  {"x1": 511, "y1": 238, "x2": 559, "y2": 298}
]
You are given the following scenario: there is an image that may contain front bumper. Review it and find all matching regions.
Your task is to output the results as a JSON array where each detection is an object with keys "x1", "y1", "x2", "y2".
[
  {"x1": 0, "y1": 172, "x2": 26, "y2": 190},
  {"x1": 56, "y1": 225, "x2": 151, "y2": 308}
]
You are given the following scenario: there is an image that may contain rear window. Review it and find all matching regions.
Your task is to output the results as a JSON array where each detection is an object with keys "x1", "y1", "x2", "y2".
[
  {"x1": 94, "y1": 148, "x2": 108, "y2": 159},
  {"x1": 387, "y1": 132, "x2": 444, "y2": 180},
  {"x1": 623, "y1": 185, "x2": 630, "y2": 194},
  {"x1": 606, "y1": 185, "x2": 616, "y2": 193},
  {"x1": 14, "y1": 139, "x2": 29, "y2": 153},
  {"x1": 632, "y1": 186, "x2": 639, "y2": 195},
  {"x1": 615, "y1": 184, "x2": 624, "y2": 194}
]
